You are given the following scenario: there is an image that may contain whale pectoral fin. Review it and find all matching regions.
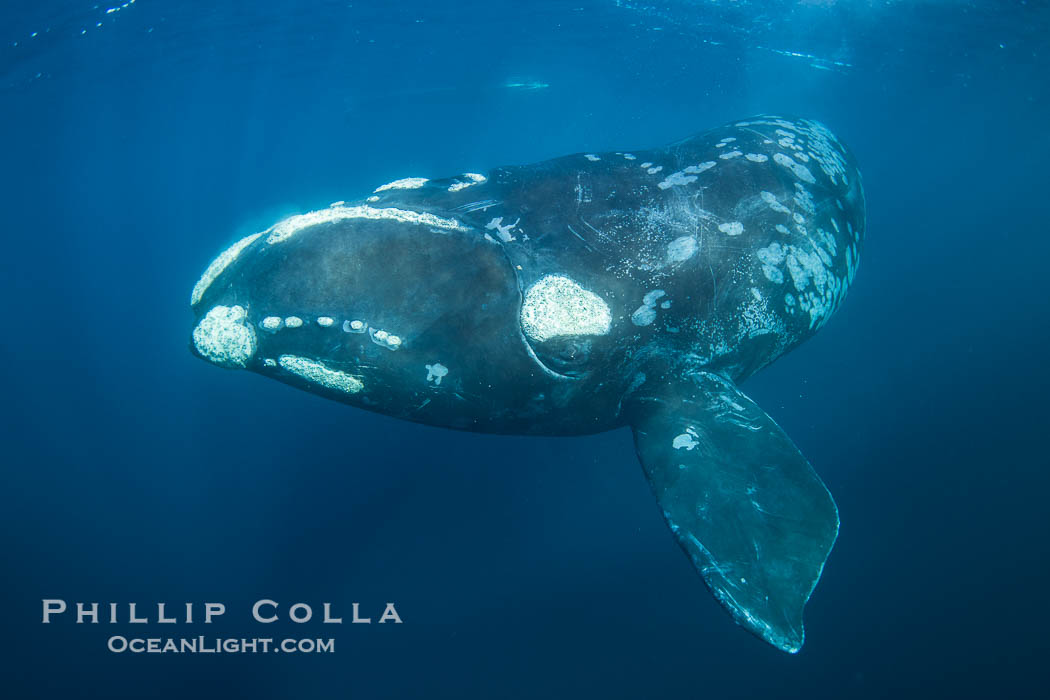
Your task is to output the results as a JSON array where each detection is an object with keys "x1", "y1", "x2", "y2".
[{"x1": 627, "y1": 371, "x2": 838, "y2": 653}]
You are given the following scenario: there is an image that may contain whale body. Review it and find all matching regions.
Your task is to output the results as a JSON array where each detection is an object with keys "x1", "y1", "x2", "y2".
[{"x1": 189, "y1": 115, "x2": 865, "y2": 652}]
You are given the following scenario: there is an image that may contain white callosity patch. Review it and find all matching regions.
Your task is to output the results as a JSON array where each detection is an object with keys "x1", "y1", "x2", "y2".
[
  {"x1": 719, "y1": 150, "x2": 743, "y2": 160},
  {"x1": 718, "y1": 221, "x2": 744, "y2": 236},
  {"x1": 794, "y1": 183, "x2": 816, "y2": 216},
  {"x1": 647, "y1": 166, "x2": 663, "y2": 174},
  {"x1": 486, "y1": 217, "x2": 519, "y2": 243},
  {"x1": 757, "y1": 242, "x2": 786, "y2": 284},
  {"x1": 370, "y1": 328, "x2": 402, "y2": 350},
  {"x1": 657, "y1": 171, "x2": 698, "y2": 190},
  {"x1": 284, "y1": 316, "x2": 303, "y2": 328},
  {"x1": 773, "y1": 153, "x2": 816, "y2": 184},
  {"x1": 520, "y1": 275, "x2": 612, "y2": 343},
  {"x1": 643, "y1": 289, "x2": 665, "y2": 306},
  {"x1": 800, "y1": 119, "x2": 850, "y2": 186},
  {"x1": 260, "y1": 316, "x2": 282, "y2": 331},
  {"x1": 447, "y1": 173, "x2": 486, "y2": 192},
  {"x1": 584, "y1": 154, "x2": 600, "y2": 162},
  {"x1": 684, "y1": 162, "x2": 716, "y2": 174},
  {"x1": 673, "y1": 429, "x2": 699, "y2": 451},
  {"x1": 632, "y1": 307, "x2": 657, "y2": 326},
  {"x1": 758, "y1": 235, "x2": 846, "y2": 329},
  {"x1": 266, "y1": 205, "x2": 465, "y2": 244},
  {"x1": 425, "y1": 363, "x2": 448, "y2": 385},
  {"x1": 317, "y1": 316, "x2": 334, "y2": 327},
  {"x1": 342, "y1": 319, "x2": 366, "y2": 333},
  {"x1": 622, "y1": 153, "x2": 636, "y2": 160},
  {"x1": 374, "y1": 177, "x2": 428, "y2": 193},
  {"x1": 192, "y1": 305, "x2": 257, "y2": 369},
  {"x1": 190, "y1": 233, "x2": 262, "y2": 307},
  {"x1": 666, "y1": 236, "x2": 699, "y2": 264},
  {"x1": 631, "y1": 289, "x2": 666, "y2": 327},
  {"x1": 761, "y1": 191, "x2": 791, "y2": 215},
  {"x1": 745, "y1": 153, "x2": 768, "y2": 163},
  {"x1": 278, "y1": 355, "x2": 363, "y2": 395}
]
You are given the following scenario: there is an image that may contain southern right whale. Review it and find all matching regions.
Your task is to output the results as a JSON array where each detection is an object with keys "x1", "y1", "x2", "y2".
[{"x1": 188, "y1": 115, "x2": 865, "y2": 652}]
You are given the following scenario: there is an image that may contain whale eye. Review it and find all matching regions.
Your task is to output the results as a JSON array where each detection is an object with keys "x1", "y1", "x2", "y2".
[{"x1": 532, "y1": 337, "x2": 593, "y2": 377}]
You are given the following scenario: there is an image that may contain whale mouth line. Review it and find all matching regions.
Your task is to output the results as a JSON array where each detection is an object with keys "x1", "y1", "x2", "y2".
[{"x1": 516, "y1": 324, "x2": 579, "y2": 382}]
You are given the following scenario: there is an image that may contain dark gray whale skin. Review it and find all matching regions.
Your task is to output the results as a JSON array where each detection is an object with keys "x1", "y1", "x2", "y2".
[{"x1": 189, "y1": 115, "x2": 865, "y2": 653}]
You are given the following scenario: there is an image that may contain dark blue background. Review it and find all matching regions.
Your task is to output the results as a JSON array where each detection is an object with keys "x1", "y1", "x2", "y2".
[{"x1": 1, "y1": 1, "x2": 1047, "y2": 698}]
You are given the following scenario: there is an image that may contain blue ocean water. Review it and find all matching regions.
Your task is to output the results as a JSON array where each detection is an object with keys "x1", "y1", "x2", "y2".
[{"x1": 1, "y1": 1, "x2": 1048, "y2": 697}]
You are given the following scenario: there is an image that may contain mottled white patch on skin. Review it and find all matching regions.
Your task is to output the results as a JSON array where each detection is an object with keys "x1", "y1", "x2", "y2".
[
  {"x1": 761, "y1": 191, "x2": 791, "y2": 214},
  {"x1": 643, "y1": 289, "x2": 666, "y2": 306},
  {"x1": 342, "y1": 319, "x2": 366, "y2": 333},
  {"x1": 284, "y1": 316, "x2": 303, "y2": 328},
  {"x1": 647, "y1": 166, "x2": 663, "y2": 174},
  {"x1": 425, "y1": 362, "x2": 448, "y2": 385},
  {"x1": 447, "y1": 173, "x2": 486, "y2": 192},
  {"x1": 278, "y1": 355, "x2": 363, "y2": 395},
  {"x1": 719, "y1": 150, "x2": 743, "y2": 160},
  {"x1": 486, "y1": 216, "x2": 519, "y2": 242},
  {"x1": 260, "y1": 316, "x2": 282, "y2": 331},
  {"x1": 745, "y1": 153, "x2": 768, "y2": 163},
  {"x1": 666, "y1": 236, "x2": 699, "y2": 263},
  {"x1": 794, "y1": 183, "x2": 816, "y2": 215},
  {"x1": 631, "y1": 305, "x2": 657, "y2": 326},
  {"x1": 673, "y1": 430, "x2": 699, "y2": 450},
  {"x1": 190, "y1": 233, "x2": 262, "y2": 307},
  {"x1": 757, "y1": 242, "x2": 787, "y2": 284},
  {"x1": 267, "y1": 205, "x2": 465, "y2": 244},
  {"x1": 193, "y1": 305, "x2": 256, "y2": 369},
  {"x1": 374, "y1": 177, "x2": 428, "y2": 193},
  {"x1": 684, "y1": 161, "x2": 716, "y2": 174},
  {"x1": 718, "y1": 221, "x2": 744, "y2": 236},
  {"x1": 773, "y1": 153, "x2": 816, "y2": 184},
  {"x1": 657, "y1": 171, "x2": 698, "y2": 190},
  {"x1": 757, "y1": 242, "x2": 786, "y2": 266},
  {"x1": 631, "y1": 289, "x2": 666, "y2": 327},
  {"x1": 584, "y1": 154, "x2": 600, "y2": 162},
  {"x1": 317, "y1": 316, "x2": 334, "y2": 327},
  {"x1": 520, "y1": 275, "x2": 612, "y2": 343}
]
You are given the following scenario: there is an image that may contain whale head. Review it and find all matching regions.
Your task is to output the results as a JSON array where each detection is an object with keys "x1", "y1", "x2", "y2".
[{"x1": 189, "y1": 203, "x2": 618, "y2": 431}]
